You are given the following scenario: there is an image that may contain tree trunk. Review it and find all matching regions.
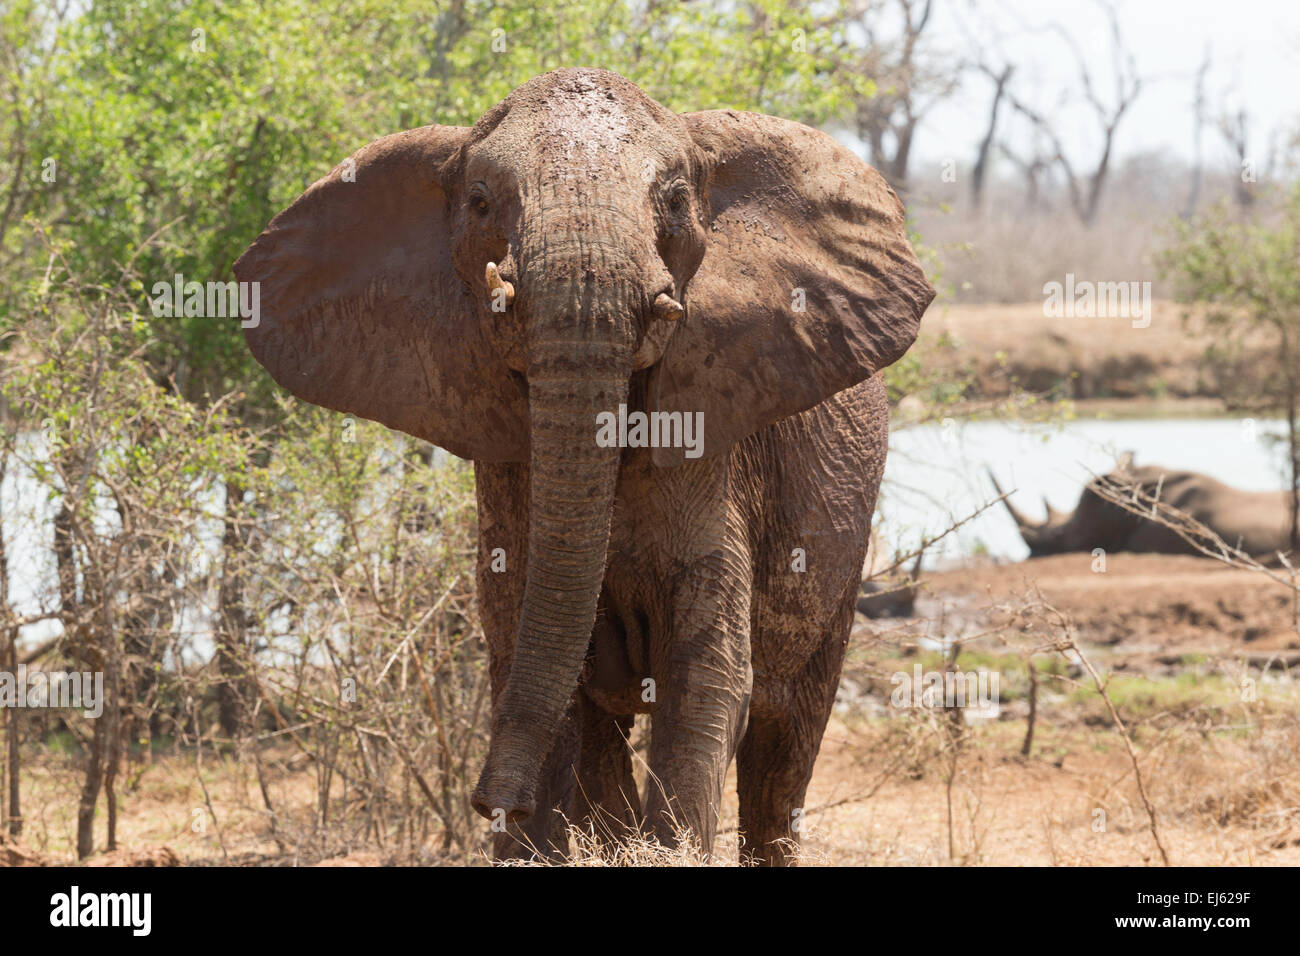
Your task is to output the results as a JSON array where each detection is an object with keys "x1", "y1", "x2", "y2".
[
  {"x1": 216, "y1": 480, "x2": 250, "y2": 738},
  {"x1": 971, "y1": 67, "x2": 1012, "y2": 213},
  {"x1": 4, "y1": 627, "x2": 18, "y2": 837},
  {"x1": 0, "y1": 443, "x2": 19, "y2": 837},
  {"x1": 104, "y1": 599, "x2": 122, "y2": 852},
  {"x1": 76, "y1": 701, "x2": 105, "y2": 859},
  {"x1": 1282, "y1": 326, "x2": 1300, "y2": 554}
]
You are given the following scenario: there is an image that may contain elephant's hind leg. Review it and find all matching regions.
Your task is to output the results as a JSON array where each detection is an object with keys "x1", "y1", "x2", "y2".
[{"x1": 737, "y1": 583, "x2": 855, "y2": 866}]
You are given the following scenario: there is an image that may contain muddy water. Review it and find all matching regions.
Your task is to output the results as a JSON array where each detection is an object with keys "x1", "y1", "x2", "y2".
[{"x1": 881, "y1": 417, "x2": 1289, "y2": 564}]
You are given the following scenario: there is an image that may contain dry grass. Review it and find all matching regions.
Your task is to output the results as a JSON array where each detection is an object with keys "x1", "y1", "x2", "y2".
[
  {"x1": 7, "y1": 559, "x2": 1299, "y2": 868},
  {"x1": 792, "y1": 713, "x2": 1300, "y2": 867},
  {"x1": 499, "y1": 825, "x2": 738, "y2": 867},
  {"x1": 6, "y1": 697, "x2": 1298, "y2": 867}
]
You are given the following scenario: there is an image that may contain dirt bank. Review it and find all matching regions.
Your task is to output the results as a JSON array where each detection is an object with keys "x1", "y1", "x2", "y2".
[
  {"x1": 918, "y1": 552, "x2": 1299, "y2": 661},
  {"x1": 919, "y1": 300, "x2": 1271, "y2": 402},
  {"x1": 801, "y1": 551, "x2": 1300, "y2": 866}
]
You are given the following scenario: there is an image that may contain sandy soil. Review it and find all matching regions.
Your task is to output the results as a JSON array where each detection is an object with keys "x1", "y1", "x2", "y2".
[
  {"x1": 919, "y1": 301, "x2": 1270, "y2": 402},
  {"x1": 795, "y1": 716, "x2": 1300, "y2": 866},
  {"x1": 786, "y1": 551, "x2": 1300, "y2": 866},
  {"x1": 4, "y1": 551, "x2": 1296, "y2": 868},
  {"x1": 919, "y1": 553, "x2": 1299, "y2": 660}
]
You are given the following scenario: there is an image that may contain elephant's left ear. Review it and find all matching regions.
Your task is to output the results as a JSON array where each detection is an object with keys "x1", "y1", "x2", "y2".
[{"x1": 649, "y1": 110, "x2": 935, "y2": 464}]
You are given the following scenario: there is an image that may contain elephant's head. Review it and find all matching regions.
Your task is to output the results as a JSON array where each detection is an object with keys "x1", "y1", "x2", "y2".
[{"x1": 234, "y1": 69, "x2": 934, "y2": 824}]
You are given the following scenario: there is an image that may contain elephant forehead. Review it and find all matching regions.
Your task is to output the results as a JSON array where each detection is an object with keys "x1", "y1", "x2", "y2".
[
  {"x1": 462, "y1": 72, "x2": 697, "y2": 198},
  {"x1": 486, "y1": 71, "x2": 682, "y2": 167},
  {"x1": 540, "y1": 84, "x2": 632, "y2": 155},
  {"x1": 470, "y1": 93, "x2": 637, "y2": 188}
]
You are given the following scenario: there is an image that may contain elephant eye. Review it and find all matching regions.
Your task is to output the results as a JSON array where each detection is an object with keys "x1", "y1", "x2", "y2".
[
  {"x1": 667, "y1": 186, "x2": 688, "y2": 212},
  {"x1": 468, "y1": 184, "x2": 490, "y2": 216}
]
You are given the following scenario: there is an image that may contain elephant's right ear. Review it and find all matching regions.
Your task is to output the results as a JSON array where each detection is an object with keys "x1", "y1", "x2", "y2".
[{"x1": 234, "y1": 125, "x2": 529, "y2": 462}]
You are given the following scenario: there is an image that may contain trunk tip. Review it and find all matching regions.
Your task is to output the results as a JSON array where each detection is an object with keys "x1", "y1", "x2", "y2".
[{"x1": 471, "y1": 779, "x2": 537, "y2": 824}]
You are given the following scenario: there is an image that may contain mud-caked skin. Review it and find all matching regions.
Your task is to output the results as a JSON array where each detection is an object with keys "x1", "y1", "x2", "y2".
[{"x1": 235, "y1": 68, "x2": 934, "y2": 865}]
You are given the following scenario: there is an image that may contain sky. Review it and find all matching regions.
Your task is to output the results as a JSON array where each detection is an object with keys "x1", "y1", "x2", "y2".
[{"x1": 901, "y1": 0, "x2": 1300, "y2": 171}]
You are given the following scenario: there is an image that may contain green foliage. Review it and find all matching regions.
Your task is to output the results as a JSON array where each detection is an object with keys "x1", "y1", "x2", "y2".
[
  {"x1": 6, "y1": 0, "x2": 868, "y2": 406},
  {"x1": 2, "y1": 245, "x2": 490, "y2": 855},
  {"x1": 1160, "y1": 187, "x2": 1300, "y2": 328},
  {"x1": 1159, "y1": 187, "x2": 1300, "y2": 547},
  {"x1": 4, "y1": 239, "x2": 248, "y2": 535}
]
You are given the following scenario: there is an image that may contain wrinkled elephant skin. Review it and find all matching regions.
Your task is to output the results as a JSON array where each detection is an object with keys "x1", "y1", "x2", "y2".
[{"x1": 234, "y1": 69, "x2": 934, "y2": 865}]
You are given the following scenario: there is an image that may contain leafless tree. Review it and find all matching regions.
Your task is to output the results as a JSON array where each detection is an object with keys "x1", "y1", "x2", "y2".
[
  {"x1": 971, "y1": 62, "x2": 1014, "y2": 212},
  {"x1": 996, "y1": 133, "x2": 1056, "y2": 212},
  {"x1": 833, "y1": 0, "x2": 960, "y2": 193},
  {"x1": 1217, "y1": 105, "x2": 1257, "y2": 208},
  {"x1": 1183, "y1": 47, "x2": 1212, "y2": 219},
  {"x1": 1000, "y1": 0, "x2": 1144, "y2": 226}
]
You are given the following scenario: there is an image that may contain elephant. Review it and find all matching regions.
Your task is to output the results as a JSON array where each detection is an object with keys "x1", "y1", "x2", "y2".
[
  {"x1": 991, "y1": 453, "x2": 1295, "y2": 563},
  {"x1": 234, "y1": 68, "x2": 934, "y2": 865}
]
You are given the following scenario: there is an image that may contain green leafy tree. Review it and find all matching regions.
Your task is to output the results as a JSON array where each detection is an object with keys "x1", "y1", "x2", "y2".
[
  {"x1": 1160, "y1": 187, "x2": 1300, "y2": 553},
  {"x1": 12, "y1": 0, "x2": 863, "y2": 405}
]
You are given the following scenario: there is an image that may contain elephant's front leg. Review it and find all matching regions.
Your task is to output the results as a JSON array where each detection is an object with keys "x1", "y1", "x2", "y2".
[
  {"x1": 643, "y1": 548, "x2": 753, "y2": 855},
  {"x1": 475, "y1": 461, "x2": 578, "y2": 861}
]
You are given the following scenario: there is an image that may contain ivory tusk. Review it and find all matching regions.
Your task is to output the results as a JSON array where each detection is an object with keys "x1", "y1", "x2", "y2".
[
  {"x1": 653, "y1": 292, "x2": 684, "y2": 321},
  {"x1": 485, "y1": 261, "x2": 515, "y2": 306}
]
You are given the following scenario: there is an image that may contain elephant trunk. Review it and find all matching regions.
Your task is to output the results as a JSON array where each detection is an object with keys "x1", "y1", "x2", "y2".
[{"x1": 471, "y1": 273, "x2": 633, "y2": 823}]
